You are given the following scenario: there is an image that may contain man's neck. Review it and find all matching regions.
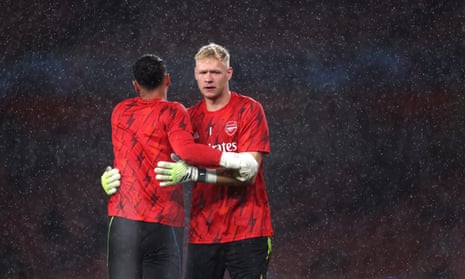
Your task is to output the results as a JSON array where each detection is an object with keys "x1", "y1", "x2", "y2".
[
  {"x1": 205, "y1": 91, "x2": 231, "y2": 111},
  {"x1": 140, "y1": 90, "x2": 165, "y2": 101}
]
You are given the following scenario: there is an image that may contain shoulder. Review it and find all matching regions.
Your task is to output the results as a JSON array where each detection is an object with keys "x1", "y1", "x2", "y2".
[
  {"x1": 113, "y1": 97, "x2": 135, "y2": 112},
  {"x1": 231, "y1": 91, "x2": 264, "y2": 110},
  {"x1": 160, "y1": 101, "x2": 191, "y2": 121},
  {"x1": 187, "y1": 100, "x2": 205, "y2": 113},
  {"x1": 163, "y1": 100, "x2": 188, "y2": 110}
]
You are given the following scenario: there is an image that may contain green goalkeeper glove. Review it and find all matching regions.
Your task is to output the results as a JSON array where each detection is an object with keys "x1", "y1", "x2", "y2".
[
  {"x1": 155, "y1": 154, "x2": 217, "y2": 187},
  {"x1": 101, "y1": 166, "x2": 121, "y2": 195}
]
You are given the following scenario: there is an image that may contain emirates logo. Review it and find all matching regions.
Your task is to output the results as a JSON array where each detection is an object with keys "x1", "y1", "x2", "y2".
[{"x1": 224, "y1": 121, "x2": 238, "y2": 136}]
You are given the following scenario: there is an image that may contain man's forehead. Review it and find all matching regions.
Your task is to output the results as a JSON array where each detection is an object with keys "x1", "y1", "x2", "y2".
[{"x1": 195, "y1": 58, "x2": 228, "y2": 69}]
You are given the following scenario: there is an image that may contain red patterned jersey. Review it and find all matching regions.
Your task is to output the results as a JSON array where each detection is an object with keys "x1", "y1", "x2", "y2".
[
  {"x1": 108, "y1": 97, "x2": 223, "y2": 227},
  {"x1": 188, "y1": 92, "x2": 274, "y2": 243}
]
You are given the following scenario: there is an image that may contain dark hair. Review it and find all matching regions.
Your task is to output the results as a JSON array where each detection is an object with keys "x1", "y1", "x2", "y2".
[{"x1": 132, "y1": 54, "x2": 167, "y2": 90}]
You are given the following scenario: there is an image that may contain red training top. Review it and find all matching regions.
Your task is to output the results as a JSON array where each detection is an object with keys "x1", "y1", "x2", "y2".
[
  {"x1": 108, "y1": 97, "x2": 223, "y2": 227},
  {"x1": 188, "y1": 92, "x2": 274, "y2": 243}
]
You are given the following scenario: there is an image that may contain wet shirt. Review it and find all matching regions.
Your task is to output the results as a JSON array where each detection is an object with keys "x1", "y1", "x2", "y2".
[
  {"x1": 108, "y1": 97, "x2": 191, "y2": 227},
  {"x1": 188, "y1": 92, "x2": 274, "y2": 243}
]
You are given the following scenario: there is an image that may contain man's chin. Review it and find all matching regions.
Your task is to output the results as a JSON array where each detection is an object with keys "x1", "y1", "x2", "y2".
[{"x1": 202, "y1": 92, "x2": 220, "y2": 99}]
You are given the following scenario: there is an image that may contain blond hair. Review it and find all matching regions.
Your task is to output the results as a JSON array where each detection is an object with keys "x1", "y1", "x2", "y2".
[{"x1": 195, "y1": 43, "x2": 230, "y2": 67}]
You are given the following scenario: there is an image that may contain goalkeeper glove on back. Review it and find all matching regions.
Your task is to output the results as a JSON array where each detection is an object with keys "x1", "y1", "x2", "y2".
[{"x1": 101, "y1": 166, "x2": 121, "y2": 195}]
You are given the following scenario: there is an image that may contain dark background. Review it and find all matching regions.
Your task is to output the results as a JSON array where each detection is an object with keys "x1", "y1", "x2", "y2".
[{"x1": 1, "y1": 1, "x2": 465, "y2": 278}]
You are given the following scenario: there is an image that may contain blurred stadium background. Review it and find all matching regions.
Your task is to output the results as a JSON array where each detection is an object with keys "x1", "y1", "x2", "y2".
[{"x1": 1, "y1": 1, "x2": 465, "y2": 278}]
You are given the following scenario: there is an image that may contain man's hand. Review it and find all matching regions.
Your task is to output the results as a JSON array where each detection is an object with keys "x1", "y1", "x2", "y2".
[
  {"x1": 155, "y1": 158, "x2": 199, "y2": 187},
  {"x1": 234, "y1": 153, "x2": 259, "y2": 182},
  {"x1": 101, "y1": 166, "x2": 121, "y2": 195},
  {"x1": 221, "y1": 152, "x2": 259, "y2": 182},
  {"x1": 220, "y1": 152, "x2": 258, "y2": 169}
]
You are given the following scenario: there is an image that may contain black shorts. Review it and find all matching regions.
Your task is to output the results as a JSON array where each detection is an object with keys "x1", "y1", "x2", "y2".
[
  {"x1": 185, "y1": 237, "x2": 272, "y2": 279},
  {"x1": 107, "y1": 216, "x2": 184, "y2": 279}
]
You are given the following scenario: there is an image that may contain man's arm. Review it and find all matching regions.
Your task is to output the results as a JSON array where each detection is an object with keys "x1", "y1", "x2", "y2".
[
  {"x1": 213, "y1": 152, "x2": 262, "y2": 186},
  {"x1": 100, "y1": 152, "x2": 260, "y2": 195},
  {"x1": 154, "y1": 152, "x2": 262, "y2": 187}
]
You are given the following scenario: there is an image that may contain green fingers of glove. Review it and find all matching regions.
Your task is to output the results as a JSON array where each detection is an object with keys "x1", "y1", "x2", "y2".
[
  {"x1": 154, "y1": 160, "x2": 198, "y2": 187},
  {"x1": 101, "y1": 166, "x2": 121, "y2": 195}
]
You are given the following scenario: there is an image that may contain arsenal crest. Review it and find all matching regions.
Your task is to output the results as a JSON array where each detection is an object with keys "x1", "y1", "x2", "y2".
[{"x1": 224, "y1": 121, "x2": 238, "y2": 136}]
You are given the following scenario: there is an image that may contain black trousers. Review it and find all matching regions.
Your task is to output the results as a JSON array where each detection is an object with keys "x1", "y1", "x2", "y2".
[
  {"x1": 107, "y1": 217, "x2": 183, "y2": 279},
  {"x1": 185, "y1": 237, "x2": 272, "y2": 279}
]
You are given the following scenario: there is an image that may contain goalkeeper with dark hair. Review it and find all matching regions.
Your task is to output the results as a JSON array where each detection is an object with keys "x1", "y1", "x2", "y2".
[{"x1": 100, "y1": 54, "x2": 258, "y2": 279}]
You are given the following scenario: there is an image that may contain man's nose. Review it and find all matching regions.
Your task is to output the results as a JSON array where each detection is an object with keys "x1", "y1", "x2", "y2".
[{"x1": 204, "y1": 75, "x2": 213, "y2": 82}]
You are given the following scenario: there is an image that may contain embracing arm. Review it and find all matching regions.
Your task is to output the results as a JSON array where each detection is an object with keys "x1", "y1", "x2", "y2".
[
  {"x1": 169, "y1": 129, "x2": 258, "y2": 172},
  {"x1": 155, "y1": 152, "x2": 263, "y2": 187},
  {"x1": 209, "y1": 152, "x2": 262, "y2": 186}
]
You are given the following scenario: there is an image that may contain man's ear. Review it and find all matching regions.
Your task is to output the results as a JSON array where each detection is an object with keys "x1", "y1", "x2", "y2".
[
  {"x1": 164, "y1": 73, "x2": 171, "y2": 86},
  {"x1": 133, "y1": 80, "x2": 140, "y2": 93},
  {"x1": 227, "y1": 67, "x2": 233, "y2": 81}
]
